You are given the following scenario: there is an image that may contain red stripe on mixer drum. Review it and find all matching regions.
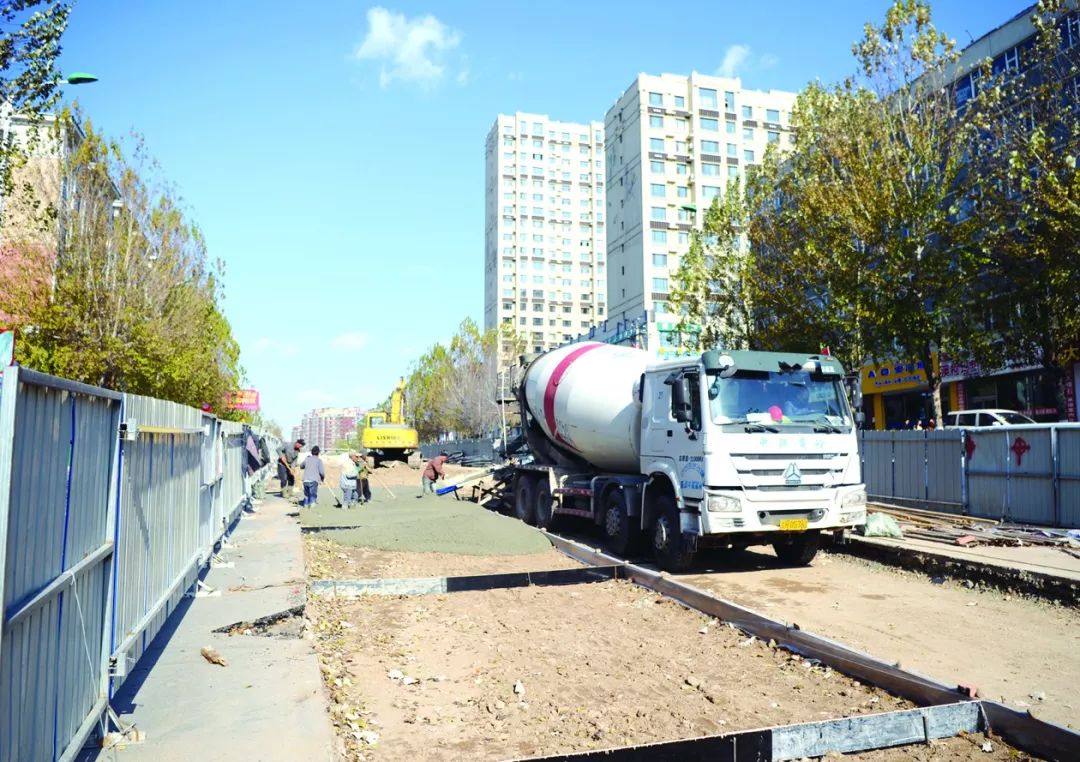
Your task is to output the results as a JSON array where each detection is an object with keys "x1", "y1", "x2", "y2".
[{"x1": 542, "y1": 343, "x2": 602, "y2": 450}]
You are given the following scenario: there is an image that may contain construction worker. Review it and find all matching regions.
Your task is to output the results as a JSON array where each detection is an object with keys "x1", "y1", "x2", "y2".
[
  {"x1": 357, "y1": 453, "x2": 373, "y2": 504},
  {"x1": 277, "y1": 438, "x2": 304, "y2": 498},
  {"x1": 420, "y1": 451, "x2": 449, "y2": 496}
]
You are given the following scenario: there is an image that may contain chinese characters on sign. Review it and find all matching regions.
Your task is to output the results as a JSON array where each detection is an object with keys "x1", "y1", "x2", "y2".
[{"x1": 226, "y1": 389, "x2": 260, "y2": 412}]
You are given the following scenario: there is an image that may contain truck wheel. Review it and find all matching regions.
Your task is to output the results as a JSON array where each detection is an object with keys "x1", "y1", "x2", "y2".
[
  {"x1": 772, "y1": 530, "x2": 821, "y2": 566},
  {"x1": 514, "y1": 475, "x2": 537, "y2": 525},
  {"x1": 534, "y1": 481, "x2": 556, "y2": 529},
  {"x1": 603, "y1": 490, "x2": 640, "y2": 557},
  {"x1": 652, "y1": 495, "x2": 695, "y2": 572}
]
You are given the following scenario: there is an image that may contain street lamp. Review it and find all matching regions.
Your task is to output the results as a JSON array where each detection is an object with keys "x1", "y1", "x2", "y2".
[{"x1": 62, "y1": 72, "x2": 98, "y2": 86}]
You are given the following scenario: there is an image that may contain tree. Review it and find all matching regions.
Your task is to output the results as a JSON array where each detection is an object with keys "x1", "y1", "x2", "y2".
[
  {"x1": 669, "y1": 180, "x2": 755, "y2": 352},
  {"x1": 2, "y1": 112, "x2": 243, "y2": 410},
  {"x1": 743, "y1": 0, "x2": 995, "y2": 421},
  {"x1": 405, "y1": 320, "x2": 524, "y2": 440},
  {"x1": 966, "y1": 0, "x2": 1080, "y2": 417},
  {"x1": 0, "y1": 1, "x2": 71, "y2": 204}
]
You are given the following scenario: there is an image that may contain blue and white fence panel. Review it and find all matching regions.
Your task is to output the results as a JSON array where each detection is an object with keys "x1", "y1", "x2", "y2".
[
  {"x1": 0, "y1": 368, "x2": 277, "y2": 761},
  {"x1": 860, "y1": 424, "x2": 1080, "y2": 527}
]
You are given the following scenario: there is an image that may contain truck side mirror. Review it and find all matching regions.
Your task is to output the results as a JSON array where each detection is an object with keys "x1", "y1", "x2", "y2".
[
  {"x1": 855, "y1": 410, "x2": 866, "y2": 428},
  {"x1": 670, "y1": 378, "x2": 692, "y2": 423}
]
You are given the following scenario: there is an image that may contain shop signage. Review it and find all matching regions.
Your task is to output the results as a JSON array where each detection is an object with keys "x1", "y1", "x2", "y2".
[
  {"x1": 226, "y1": 389, "x2": 260, "y2": 412},
  {"x1": 860, "y1": 360, "x2": 929, "y2": 395}
]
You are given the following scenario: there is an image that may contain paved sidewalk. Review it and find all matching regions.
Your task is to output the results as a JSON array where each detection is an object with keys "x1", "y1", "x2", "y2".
[{"x1": 107, "y1": 493, "x2": 340, "y2": 761}]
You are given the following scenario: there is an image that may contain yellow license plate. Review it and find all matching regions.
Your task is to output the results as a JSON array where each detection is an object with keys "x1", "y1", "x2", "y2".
[{"x1": 778, "y1": 518, "x2": 809, "y2": 531}]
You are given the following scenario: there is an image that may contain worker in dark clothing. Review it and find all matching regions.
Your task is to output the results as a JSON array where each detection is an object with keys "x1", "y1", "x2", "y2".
[{"x1": 420, "y1": 451, "x2": 449, "y2": 496}]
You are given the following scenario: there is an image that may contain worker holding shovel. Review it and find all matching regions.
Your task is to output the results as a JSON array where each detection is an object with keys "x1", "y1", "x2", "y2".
[{"x1": 357, "y1": 453, "x2": 373, "y2": 504}]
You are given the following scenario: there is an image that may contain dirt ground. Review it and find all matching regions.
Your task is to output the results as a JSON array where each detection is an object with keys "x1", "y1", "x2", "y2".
[
  {"x1": 668, "y1": 546, "x2": 1079, "y2": 731},
  {"x1": 307, "y1": 579, "x2": 1029, "y2": 762},
  {"x1": 319, "y1": 456, "x2": 483, "y2": 490},
  {"x1": 305, "y1": 536, "x2": 583, "y2": 579}
]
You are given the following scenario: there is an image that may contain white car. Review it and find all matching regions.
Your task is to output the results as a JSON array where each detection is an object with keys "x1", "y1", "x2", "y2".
[{"x1": 943, "y1": 409, "x2": 1036, "y2": 427}]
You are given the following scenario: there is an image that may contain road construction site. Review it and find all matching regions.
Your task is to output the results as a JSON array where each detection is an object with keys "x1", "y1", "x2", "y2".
[{"x1": 281, "y1": 457, "x2": 1077, "y2": 761}]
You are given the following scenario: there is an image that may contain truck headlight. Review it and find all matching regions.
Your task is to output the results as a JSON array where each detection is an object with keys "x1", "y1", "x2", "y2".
[
  {"x1": 706, "y1": 495, "x2": 741, "y2": 513},
  {"x1": 841, "y1": 488, "x2": 867, "y2": 508}
]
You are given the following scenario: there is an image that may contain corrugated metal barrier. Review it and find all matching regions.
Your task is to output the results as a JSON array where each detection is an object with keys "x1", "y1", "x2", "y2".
[
  {"x1": 860, "y1": 424, "x2": 1080, "y2": 527},
  {"x1": 0, "y1": 367, "x2": 278, "y2": 761}
]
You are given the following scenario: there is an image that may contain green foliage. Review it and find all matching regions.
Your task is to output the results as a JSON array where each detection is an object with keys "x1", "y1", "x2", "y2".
[
  {"x1": 405, "y1": 319, "x2": 524, "y2": 440},
  {"x1": 669, "y1": 181, "x2": 753, "y2": 352},
  {"x1": 669, "y1": 0, "x2": 1074, "y2": 419},
  {"x1": 0, "y1": 1, "x2": 71, "y2": 199},
  {"x1": 965, "y1": 0, "x2": 1080, "y2": 399},
  {"x1": 2, "y1": 110, "x2": 244, "y2": 410}
]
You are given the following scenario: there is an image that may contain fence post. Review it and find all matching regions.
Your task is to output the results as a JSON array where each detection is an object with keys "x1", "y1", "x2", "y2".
[
  {"x1": 960, "y1": 430, "x2": 969, "y2": 516},
  {"x1": 1051, "y1": 425, "x2": 1060, "y2": 526}
]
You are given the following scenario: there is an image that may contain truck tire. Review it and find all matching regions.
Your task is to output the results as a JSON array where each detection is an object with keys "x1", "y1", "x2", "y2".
[
  {"x1": 772, "y1": 530, "x2": 821, "y2": 566},
  {"x1": 534, "y1": 481, "x2": 556, "y2": 529},
  {"x1": 652, "y1": 494, "x2": 695, "y2": 572},
  {"x1": 603, "y1": 489, "x2": 641, "y2": 557},
  {"x1": 514, "y1": 475, "x2": 537, "y2": 525}
]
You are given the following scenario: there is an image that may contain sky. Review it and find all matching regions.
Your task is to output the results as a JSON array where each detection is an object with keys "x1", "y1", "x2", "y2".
[{"x1": 56, "y1": 0, "x2": 1027, "y2": 432}]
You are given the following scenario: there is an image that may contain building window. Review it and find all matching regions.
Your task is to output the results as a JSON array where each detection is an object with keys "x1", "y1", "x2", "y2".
[
  {"x1": 703, "y1": 185, "x2": 721, "y2": 200},
  {"x1": 652, "y1": 230, "x2": 668, "y2": 244},
  {"x1": 700, "y1": 117, "x2": 718, "y2": 131},
  {"x1": 652, "y1": 277, "x2": 669, "y2": 292},
  {"x1": 678, "y1": 208, "x2": 691, "y2": 222},
  {"x1": 677, "y1": 231, "x2": 689, "y2": 245},
  {"x1": 674, "y1": 95, "x2": 685, "y2": 108},
  {"x1": 651, "y1": 183, "x2": 666, "y2": 198},
  {"x1": 676, "y1": 163, "x2": 688, "y2": 175},
  {"x1": 698, "y1": 87, "x2": 718, "y2": 108},
  {"x1": 676, "y1": 186, "x2": 688, "y2": 198},
  {"x1": 675, "y1": 140, "x2": 687, "y2": 153},
  {"x1": 702, "y1": 162, "x2": 720, "y2": 176},
  {"x1": 649, "y1": 92, "x2": 663, "y2": 106},
  {"x1": 743, "y1": 127, "x2": 754, "y2": 140},
  {"x1": 675, "y1": 117, "x2": 687, "y2": 130},
  {"x1": 728, "y1": 165, "x2": 739, "y2": 179},
  {"x1": 726, "y1": 121, "x2": 736, "y2": 134},
  {"x1": 701, "y1": 139, "x2": 719, "y2": 153},
  {"x1": 651, "y1": 206, "x2": 667, "y2": 221},
  {"x1": 652, "y1": 253, "x2": 668, "y2": 267},
  {"x1": 767, "y1": 130, "x2": 780, "y2": 144},
  {"x1": 650, "y1": 137, "x2": 664, "y2": 152},
  {"x1": 741, "y1": 105, "x2": 752, "y2": 119},
  {"x1": 649, "y1": 115, "x2": 664, "y2": 128},
  {"x1": 650, "y1": 159, "x2": 665, "y2": 173},
  {"x1": 744, "y1": 149, "x2": 755, "y2": 162},
  {"x1": 727, "y1": 143, "x2": 737, "y2": 157},
  {"x1": 724, "y1": 91, "x2": 735, "y2": 111},
  {"x1": 766, "y1": 108, "x2": 780, "y2": 123}
]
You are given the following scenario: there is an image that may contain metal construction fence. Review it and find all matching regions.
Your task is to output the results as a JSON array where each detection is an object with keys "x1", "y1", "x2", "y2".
[
  {"x1": 420, "y1": 438, "x2": 498, "y2": 463},
  {"x1": 859, "y1": 425, "x2": 1080, "y2": 527},
  {"x1": 0, "y1": 367, "x2": 278, "y2": 762}
]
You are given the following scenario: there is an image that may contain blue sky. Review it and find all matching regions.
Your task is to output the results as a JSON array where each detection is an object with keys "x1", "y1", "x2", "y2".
[{"x1": 56, "y1": 0, "x2": 1025, "y2": 432}]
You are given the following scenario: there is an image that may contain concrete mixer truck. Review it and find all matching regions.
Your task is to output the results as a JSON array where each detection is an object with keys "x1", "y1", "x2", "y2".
[{"x1": 511, "y1": 342, "x2": 867, "y2": 571}]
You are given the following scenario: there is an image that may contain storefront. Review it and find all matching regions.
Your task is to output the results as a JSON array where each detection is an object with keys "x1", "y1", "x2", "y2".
[
  {"x1": 860, "y1": 359, "x2": 938, "y2": 430},
  {"x1": 860, "y1": 352, "x2": 1080, "y2": 430}
]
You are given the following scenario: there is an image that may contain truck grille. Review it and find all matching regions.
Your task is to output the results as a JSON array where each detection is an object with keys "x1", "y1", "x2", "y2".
[{"x1": 730, "y1": 452, "x2": 848, "y2": 490}]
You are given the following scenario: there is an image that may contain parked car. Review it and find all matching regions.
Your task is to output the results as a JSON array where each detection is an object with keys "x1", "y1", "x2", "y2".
[{"x1": 943, "y1": 409, "x2": 1036, "y2": 427}]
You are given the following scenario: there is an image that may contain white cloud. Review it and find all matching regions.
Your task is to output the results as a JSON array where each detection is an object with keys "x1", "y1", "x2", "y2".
[
  {"x1": 330, "y1": 331, "x2": 370, "y2": 351},
  {"x1": 715, "y1": 44, "x2": 779, "y2": 79},
  {"x1": 717, "y1": 44, "x2": 751, "y2": 78},
  {"x1": 354, "y1": 7, "x2": 462, "y2": 89}
]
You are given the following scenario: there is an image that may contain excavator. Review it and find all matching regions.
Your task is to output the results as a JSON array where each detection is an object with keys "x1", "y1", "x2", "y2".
[{"x1": 361, "y1": 378, "x2": 420, "y2": 467}]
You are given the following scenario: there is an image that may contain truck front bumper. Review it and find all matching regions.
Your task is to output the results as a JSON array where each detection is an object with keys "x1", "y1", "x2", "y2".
[{"x1": 696, "y1": 485, "x2": 866, "y2": 535}]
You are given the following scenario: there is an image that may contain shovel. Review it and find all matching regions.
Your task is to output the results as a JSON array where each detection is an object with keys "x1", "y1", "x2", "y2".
[{"x1": 324, "y1": 482, "x2": 343, "y2": 508}]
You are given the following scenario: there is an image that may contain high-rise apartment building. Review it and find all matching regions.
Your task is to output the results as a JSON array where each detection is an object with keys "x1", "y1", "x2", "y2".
[
  {"x1": 295, "y1": 407, "x2": 364, "y2": 451},
  {"x1": 483, "y1": 113, "x2": 607, "y2": 358},
  {"x1": 604, "y1": 73, "x2": 796, "y2": 350}
]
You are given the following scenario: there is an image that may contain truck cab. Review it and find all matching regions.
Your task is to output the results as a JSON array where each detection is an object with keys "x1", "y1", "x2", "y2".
[{"x1": 639, "y1": 350, "x2": 866, "y2": 569}]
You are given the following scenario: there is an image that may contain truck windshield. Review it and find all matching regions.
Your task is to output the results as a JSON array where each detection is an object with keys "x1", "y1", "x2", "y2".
[{"x1": 707, "y1": 370, "x2": 852, "y2": 431}]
